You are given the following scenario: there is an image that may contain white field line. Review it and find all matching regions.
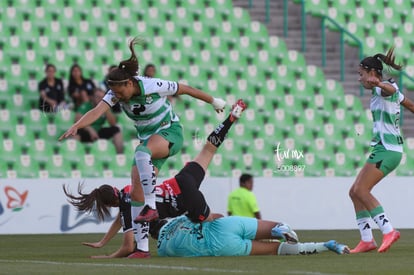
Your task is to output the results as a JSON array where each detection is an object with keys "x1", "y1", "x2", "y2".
[{"x1": 0, "y1": 259, "x2": 255, "y2": 273}]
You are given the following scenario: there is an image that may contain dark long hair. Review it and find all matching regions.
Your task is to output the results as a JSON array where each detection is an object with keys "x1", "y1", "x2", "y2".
[
  {"x1": 149, "y1": 219, "x2": 168, "y2": 240},
  {"x1": 68, "y1": 64, "x2": 85, "y2": 85},
  {"x1": 359, "y1": 47, "x2": 403, "y2": 76},
  {"x1": 63, "y1": 183, "x2": 117, "y2": 221},
  {"x1": 107, "y1": 36, "x2": 145, "y2": 87}
]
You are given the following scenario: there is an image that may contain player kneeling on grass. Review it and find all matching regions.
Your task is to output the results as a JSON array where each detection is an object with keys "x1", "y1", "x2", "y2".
[
  {"x1": 63, "y1": 183, "x2": 141, "y2": 258},
  {"x1": 149, "y1": 215, "x2": 350, "y2": 257}
]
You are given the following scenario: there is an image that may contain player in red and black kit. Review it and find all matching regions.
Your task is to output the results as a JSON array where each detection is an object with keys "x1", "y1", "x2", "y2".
[
  {"x1": 135, "y1": 99, "x2": 247, "y2": 225},
  {"x1": 63, "y1": 99, "x2": 246, "y2": 258},
  {"x1": 63, "y1": 184, "x2": 149, "y2": 258}
]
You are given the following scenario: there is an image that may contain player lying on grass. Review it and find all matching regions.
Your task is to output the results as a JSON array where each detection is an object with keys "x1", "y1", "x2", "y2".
[{"x1": 149, "y1": 215, "x2": 350, "y2": 257}]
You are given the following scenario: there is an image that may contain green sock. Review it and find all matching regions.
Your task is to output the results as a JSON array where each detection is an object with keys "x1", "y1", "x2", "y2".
[
  {"x1": 131, "y1": 201, "x2": 145, "y2": 207},
  {"x1": 369, "y1": 206, "x2": 384, "y2": 217},
  {"x1": 356, "y1": 210, "x2": 371, "y2": 219}
]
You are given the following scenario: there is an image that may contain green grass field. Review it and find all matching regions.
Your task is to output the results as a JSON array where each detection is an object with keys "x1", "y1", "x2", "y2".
[{"x1": 1, "y1": 230, "x2": 414, "y2": 275}]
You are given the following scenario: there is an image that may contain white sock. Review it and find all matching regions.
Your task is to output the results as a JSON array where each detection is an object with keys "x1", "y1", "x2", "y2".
[
  {"x1": 357, "y1": 217, "x2": 374, "y2": 242},
  {"x1": 278, "y1": 242, "x2": 328, "y2": 255},
  {"x1": 131, "y1": 205, "x2": 149, "y2": 252},
  {"x1": 135, "y1": 222, "x2": 150, "y2": 252},
  {"x1": 135, "y1": 150, "x2": 156, "y2": 209},
  {"x1": 372, "y1": 213, "x2": 393, "y2": 234}
]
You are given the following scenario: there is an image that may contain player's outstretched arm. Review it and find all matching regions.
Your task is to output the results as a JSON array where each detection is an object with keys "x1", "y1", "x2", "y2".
[
  {"x1": 401, "y1": 97, "x2": 414, "y2": 114},
  {"x1": 82, "y1": 213, "x2": 122, "y2": 249},
  {"x1": 58, "y1": 101, "x2": 110, "y2": 141},
  {"x1": 176, "y1": 84, "x2": 225, "y2": 113},
  {"x1": 89, "y1": 231, "x2": 135, "y2": 259},
  {"x1": 85, "y1": 214, "x2": 135, "y2": 258}
]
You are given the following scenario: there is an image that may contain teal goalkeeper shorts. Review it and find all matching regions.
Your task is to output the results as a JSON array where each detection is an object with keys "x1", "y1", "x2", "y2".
[
  {"x1": 206, "y1": 216, "x2": 258, "y2": 256},
  {"x1": 366, "y1": 143, "x2": 402, "y2": 176}
]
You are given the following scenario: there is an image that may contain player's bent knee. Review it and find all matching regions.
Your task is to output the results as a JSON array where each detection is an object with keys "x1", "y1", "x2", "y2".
[{"x1": 135, "y1": 145, "x2": 152, "y2": 157}]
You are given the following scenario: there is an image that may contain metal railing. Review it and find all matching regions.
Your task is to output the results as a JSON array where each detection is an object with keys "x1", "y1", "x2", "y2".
[
  {"x1": 248, "y1": 0, "x2": 270, "y2": 23},
  {"x1": 320, "y1": 15, "x2": 364, "y2": 96},
  {"x1": 245, "y1": 0, "x2": 414, "y2": 95}
]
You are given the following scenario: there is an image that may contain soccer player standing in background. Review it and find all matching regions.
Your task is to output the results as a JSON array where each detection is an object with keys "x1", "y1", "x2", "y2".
[
  {"x1": 59, "y1": 36, "x2": 226, "y2": 258},
  {"x1": 349, "y1": 47, "x2": 414, "y2": 253}
]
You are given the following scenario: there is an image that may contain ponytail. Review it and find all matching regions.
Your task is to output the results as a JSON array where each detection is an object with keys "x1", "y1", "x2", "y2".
[
  {"x1": 360, "y1": 46, "x2": 402, "y2": 76},
  {"x1": 107, "y1": 36, "x2": 145, "y2": 86},
  {"x1": 373, "y1": 46, "x2": 403, "y2": 71},
  {"x1": 63, "y1": 183, "x2": 117, "y2": 221}
]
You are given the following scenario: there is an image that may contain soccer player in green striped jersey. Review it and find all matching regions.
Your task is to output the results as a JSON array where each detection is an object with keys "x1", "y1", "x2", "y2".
[
  {"x1": 59, "y1": 37, "x2": 226, "y2": 257},
  {"x1": 349, "y1": 47, "x2": 414, "y2": 253}
]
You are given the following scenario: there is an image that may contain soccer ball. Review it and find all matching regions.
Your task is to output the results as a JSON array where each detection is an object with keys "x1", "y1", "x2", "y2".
[{"x1": 271, "y1": 222, "x2": 299, "y2": 244}]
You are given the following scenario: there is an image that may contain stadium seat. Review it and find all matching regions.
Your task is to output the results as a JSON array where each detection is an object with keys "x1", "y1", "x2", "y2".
[
  {"x1": 303, "y1": 153, "x2": 324, "y2": 176},
  {"x1": 88, "y1": 139, "x2": 117, "y2": 164},
  {"x1": 322, "y1": 79, "x2": 345, "y2": 106},
  {"x1": 244, "y1": 21, "x2": 268, "y2": 49},
  {"x1": 0, "y1": 136, "x2": 21, "y2": 164},
  {"x1": 0, "y1": 110, "x2": 18, "y2": 134},
  {"x1": 27, "y1": 138, "x2": 53, "y2": 164},
  {"x1": 53, "y1": 109, "x2": 75, "y2": 137},
  {"x1": 44, "y1": 154, "x2": 72, "y2": 178},
  {"x1": 225, "y1": 7, "x2": 250, "y2": 34},
  {"x1": 23, "y1": 109, "x2": 48, "y2": 135},
  {"x1": 58, "y1": 139, "x2": 86, "y2": 164},
  {"x1": 300, "y1": 0, "x2": 328, "y2": 16},
  {"x1": 79, "y1": 154, "x2": 104, "y2": 178},
  {"x1": 209, "y1": 153, "x2": 232, "y2": 177},
  {"x1": 106, "y1": 153, "x2": 131, "y2": 178},
  {"x1": 297, "y1": 108, "x2": 323, "y2": 135},
  {"x1": 8, "y1": 124, "x2": 34, "y2": 149},
  {"x1": 14, "y1": 154, "x2": 38, "y2": 178},
  {"x1": 330, "y1": 153, "x2": 356, "y2": 177},
  {"x1": 304, "y1": 65, "x2": 326, "y2": 92}
]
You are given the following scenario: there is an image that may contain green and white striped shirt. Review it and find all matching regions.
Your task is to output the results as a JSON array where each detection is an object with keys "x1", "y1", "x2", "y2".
[
  {"x1": 103, "y1": 76, "x2": 179, "y2": 140},
  {"x1": 370, "y1": 80, "x2": 404, "y2": 152}
]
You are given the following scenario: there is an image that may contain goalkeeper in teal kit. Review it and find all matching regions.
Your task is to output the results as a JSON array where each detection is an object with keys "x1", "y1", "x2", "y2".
[{"x1": 153, "y1": 215, "x2": 349, "y2": 257}]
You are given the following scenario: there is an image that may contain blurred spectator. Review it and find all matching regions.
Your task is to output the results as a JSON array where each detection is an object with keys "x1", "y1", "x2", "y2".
[
  {"x1": 74, "y1": 87, "x2": 124, "y2": 154},
  {"x1": 143, "y1": 63, "x2": 156, "y2": 77},
  {"x1": 227, "y1": 173, "x2": 261, "y2": 219},
  {"x1": 38, "y1": 64, "x2": 66, "y2": 113},
  {"x1": 68, "y1": 64, "x2": 95, "y2": 110},
  {"x1": 100, "y1": 64, "x2": 121, "y2": 113},
  {"x1": 143, "y1": 63, "x2": 180, "y2": 104}
]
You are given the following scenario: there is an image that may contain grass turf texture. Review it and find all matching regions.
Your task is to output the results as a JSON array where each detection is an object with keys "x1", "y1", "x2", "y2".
[{"x1": 1, "y1": 230, "x2": 414, "y2": 275}]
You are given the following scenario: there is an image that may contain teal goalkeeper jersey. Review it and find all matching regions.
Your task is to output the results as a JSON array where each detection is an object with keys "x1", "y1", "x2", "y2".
[
  {"x1": 103, "y1": 76, "x2": 179, "y2": 140},
  {"x1": 370, "y1": 80, "x2": 404, "y2": 152},
  {"x1": 157, "y1": 216, "x2": 211, "y2": 257}
]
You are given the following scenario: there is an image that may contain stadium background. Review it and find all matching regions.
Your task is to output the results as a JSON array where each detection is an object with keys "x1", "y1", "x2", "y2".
[{"x1": 1, "y1": 0, "x2": 414, "y2": 233}]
